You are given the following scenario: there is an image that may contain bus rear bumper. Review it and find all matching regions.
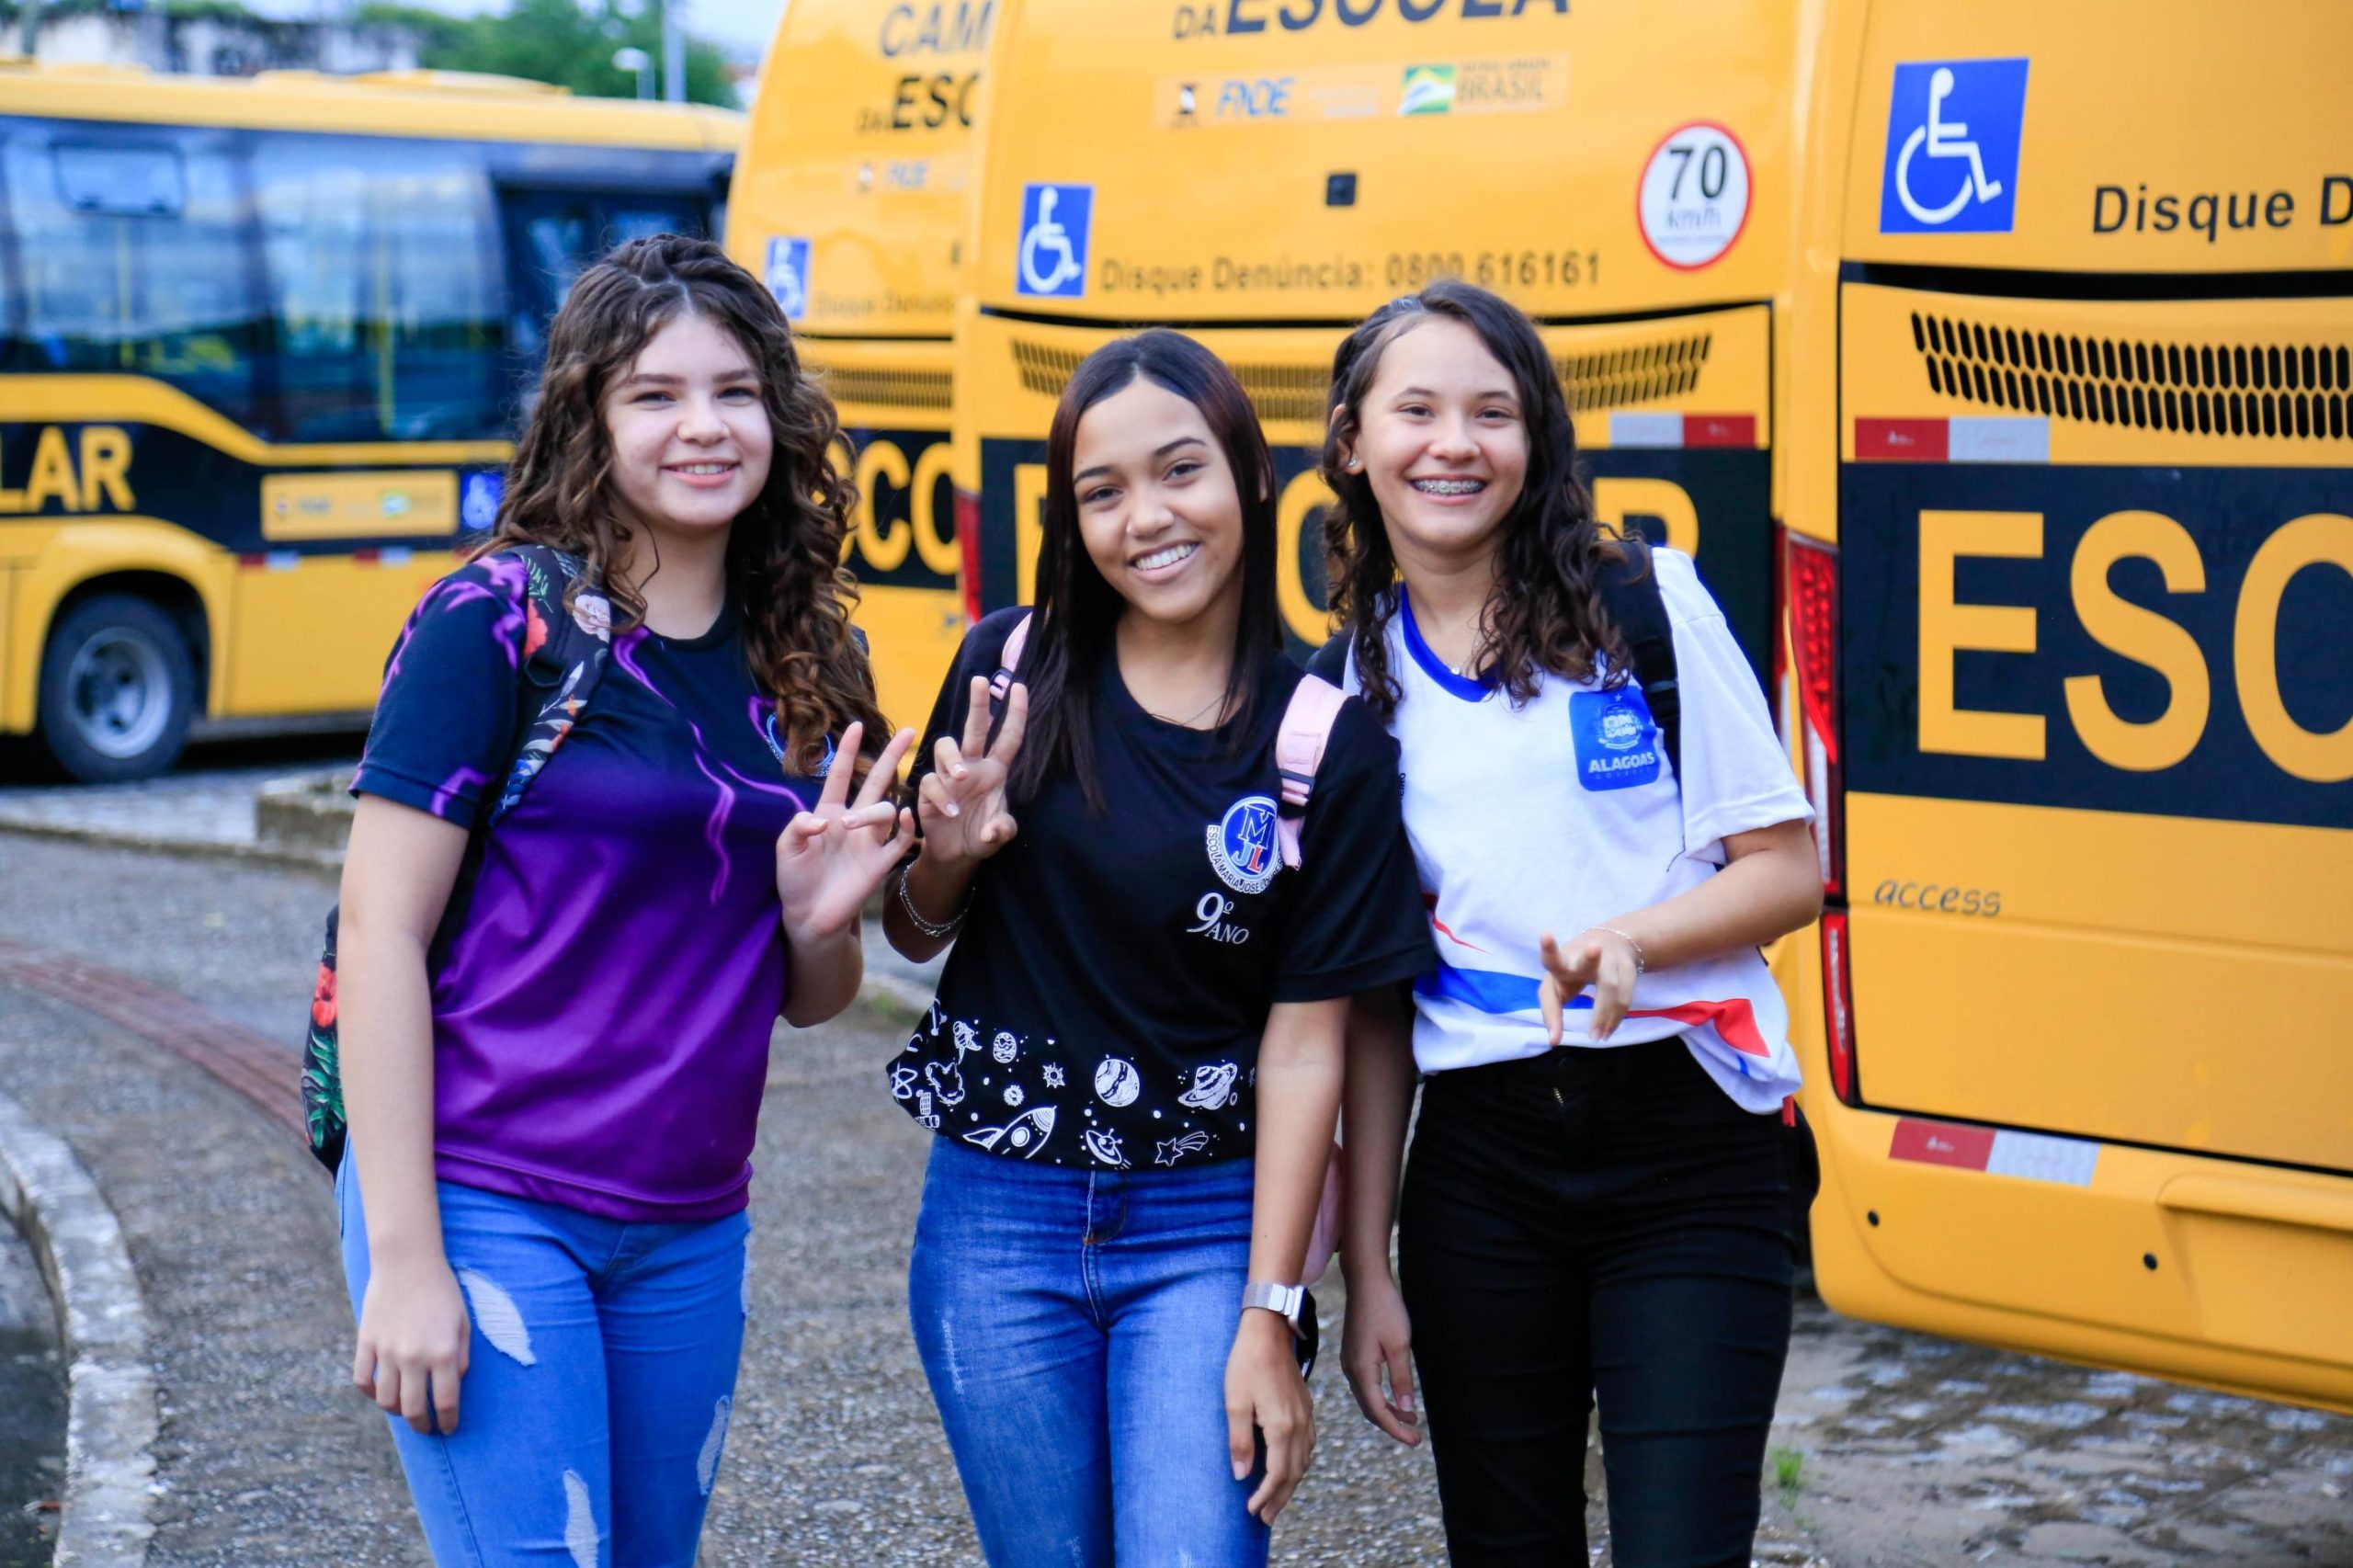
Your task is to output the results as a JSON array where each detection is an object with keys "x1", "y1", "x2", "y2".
[{"x1": 1804, "y1": 1085, "x2": 2353, "y2": 1416}]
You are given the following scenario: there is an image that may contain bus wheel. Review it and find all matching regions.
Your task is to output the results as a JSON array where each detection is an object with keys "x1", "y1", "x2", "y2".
[{"x1": 36, "y1": 594, "x2": 198, "y2": 783}]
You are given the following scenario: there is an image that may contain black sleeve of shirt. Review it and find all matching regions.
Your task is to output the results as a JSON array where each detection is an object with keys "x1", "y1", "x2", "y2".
[
  {"x1": 906, "y1": 607, "x2": 1029, "y2": 810},
  {"x1": 347, "y1": 557, "x2": 527, "y2": 830},
  {"x1": 1272, "y1": 695, "x2": 1436, "y2": 1003}
]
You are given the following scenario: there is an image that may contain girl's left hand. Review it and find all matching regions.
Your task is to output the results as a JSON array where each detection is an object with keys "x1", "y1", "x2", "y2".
[
  {"x1": 1538, "y1": 926, "x2": 1641, "y2": 1044},
  {"x1": 776, "y1": 722, "x2": 917, "y2": 939},
  {"x1": 1226, "y1": 1308, "x2": 1315, "y2": 1523}
]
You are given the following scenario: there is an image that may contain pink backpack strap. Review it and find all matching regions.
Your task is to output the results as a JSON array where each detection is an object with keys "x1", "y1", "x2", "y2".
[
  {"x1": 988, "y1": 612, "x2": 1033, "y2": 706},
  {"x1": 1273, "y1": 672, "x2": 1347, "y2": 870}
]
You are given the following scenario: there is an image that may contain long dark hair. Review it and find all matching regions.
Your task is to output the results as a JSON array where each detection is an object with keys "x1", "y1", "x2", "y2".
[
  {"x1": 472, "y1": 233, "x2": 887, "y2": 778},
  {"x1": 1011, "y1": 330, "x2": 1283, "y2": 811},
  {"x1": 1320, "y1": 278, "x2": 1639, "y2": 721}
]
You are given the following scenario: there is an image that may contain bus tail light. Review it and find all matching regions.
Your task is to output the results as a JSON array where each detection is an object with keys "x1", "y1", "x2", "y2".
[
  {"x1": 1785, "y1": 532, "x2": 1845, "y2": 900},
  {"x1": 1819, "y1": 910, "x2": 1860, "y2": 1106},
  {"x1": 955, "y1": 488, "x2": 982, "y2": 626}
]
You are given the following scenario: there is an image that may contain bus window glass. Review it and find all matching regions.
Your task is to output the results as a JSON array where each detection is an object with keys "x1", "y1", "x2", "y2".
[
  {"x1": 253, "y1": 135, "x2": 504, "y2": 442},
  {"x1": 3, "y1": 120, "x2": 258, "y2": 426}
]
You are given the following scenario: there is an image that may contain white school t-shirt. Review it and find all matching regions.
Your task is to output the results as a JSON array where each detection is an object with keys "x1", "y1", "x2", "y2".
[{"x1": 1340, "y1": 550, "x2": 1812, "y2": 1112}]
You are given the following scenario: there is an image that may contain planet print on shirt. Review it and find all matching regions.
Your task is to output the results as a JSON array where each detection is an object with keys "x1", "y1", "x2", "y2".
[
  {"x1": 1177, "y1": 1062, "x2": 1240, "y2": 1111},
  {"x1": 1095, "y1": 1057, "x2": 1142, "y2": 1108}
]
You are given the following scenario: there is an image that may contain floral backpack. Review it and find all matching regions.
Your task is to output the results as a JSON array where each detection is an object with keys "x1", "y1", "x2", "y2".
[{"x1": 301, "y1": 546, "x2": 612, "y2": 1174}]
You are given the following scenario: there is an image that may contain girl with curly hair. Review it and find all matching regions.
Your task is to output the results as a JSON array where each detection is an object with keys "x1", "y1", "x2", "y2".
[
  {"x1": 1321, "y1": 280, "x2": 1823, "y2": 1567},
  {"x1": 335, "y1": 234, "x2": 914, "y2": 1565}
]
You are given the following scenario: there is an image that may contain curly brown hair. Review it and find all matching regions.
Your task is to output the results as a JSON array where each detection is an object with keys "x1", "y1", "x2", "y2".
[
  {"x1": 470, "y1": 233, "x2": 887, "y2": 778},
  {"x1": 1320, "y1": 279, "x2": 1640, "y2": 722}
]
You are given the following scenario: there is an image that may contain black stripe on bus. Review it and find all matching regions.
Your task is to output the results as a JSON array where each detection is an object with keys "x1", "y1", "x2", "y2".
[
  {"x1": 978, "y1": 299, "x2": 1776, "y2": 334},
  {"x1": 790, "y1": 331, "x2": 955, "y2": 344},
  {"x1": 1856, "y1": 1098, "x2": 2353, "y2": 1184},
  {"x1": 1841, "y1": 260, "x2": 2353, "y2": 303}
]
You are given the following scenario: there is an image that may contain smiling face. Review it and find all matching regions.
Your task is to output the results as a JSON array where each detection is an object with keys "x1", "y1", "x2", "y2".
[
  {"x1": 1070, "y1": 375, "x2": 1248, "y2": 630},
  {"x1": 1344, "y1": 316, "x2": 1531, "y2": 574},
  {"x1": 601, "y1": 312, "x2": 775, "y2": 543}
]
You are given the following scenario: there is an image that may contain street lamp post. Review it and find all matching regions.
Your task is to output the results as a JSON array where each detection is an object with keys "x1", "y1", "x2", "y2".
[
  {"x1": 611, "y1": 44, "x2": 652, "y2": 101},
  {"x1": 661, "y1": 0, "x2": 684, "y2": 103}
]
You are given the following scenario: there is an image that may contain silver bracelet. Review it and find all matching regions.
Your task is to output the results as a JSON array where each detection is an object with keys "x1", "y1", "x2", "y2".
[
  {"x1": 894, "y1": 864, "x2": 968, "y2": 939},
  {"x1": 1589, "y1": 925, "x2": 1646, "y2": 974}
]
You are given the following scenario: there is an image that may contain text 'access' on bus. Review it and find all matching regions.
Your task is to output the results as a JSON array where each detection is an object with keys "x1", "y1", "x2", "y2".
[
  {"x1": 954, "y1": 0, "x2": 1803, "y2": 680},
  {"x1": 728, "y1": 0, "x2": 993, "y2": 733},
  {"x1": 1782, "y1": 0, "x2": 2353, "y2": 1413},
  {"x1": 0, "y1": 64, "x2": 738, "y2": 781}
]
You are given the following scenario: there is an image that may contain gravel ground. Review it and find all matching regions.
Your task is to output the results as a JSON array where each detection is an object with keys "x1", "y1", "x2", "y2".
[{"x1": 0, "y1": 1200, "x2": 66, "y2": 1567}]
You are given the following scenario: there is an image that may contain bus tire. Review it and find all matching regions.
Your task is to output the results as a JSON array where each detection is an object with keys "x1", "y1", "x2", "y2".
[{"x1": 35, "y1": 594, "x2": 198, "y2": 783}]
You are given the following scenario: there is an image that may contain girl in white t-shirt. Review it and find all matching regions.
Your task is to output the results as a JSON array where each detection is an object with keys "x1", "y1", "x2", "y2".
[{"x1": 1324, "y1": 280, "x2": 1824, "y2": 1567}]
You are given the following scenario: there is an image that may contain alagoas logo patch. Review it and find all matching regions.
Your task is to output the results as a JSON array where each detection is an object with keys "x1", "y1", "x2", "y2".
[
  {"x1": 1571, "y1": 689, "x2": 1662, "y2": 791},
  {"x1": 1206, "y1": 794, "x2": 1279, "y2": 895}
]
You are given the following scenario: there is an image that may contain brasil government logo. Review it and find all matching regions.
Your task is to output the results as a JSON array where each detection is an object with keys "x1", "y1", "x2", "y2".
[{"x1": 1207, "y1": 794, "x2": 1279, "y2": 895}]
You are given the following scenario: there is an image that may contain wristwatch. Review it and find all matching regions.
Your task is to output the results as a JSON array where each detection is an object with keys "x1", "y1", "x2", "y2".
[{"x1": 1242, "y1": 1281, "x2": 1320, "y2": 1375}]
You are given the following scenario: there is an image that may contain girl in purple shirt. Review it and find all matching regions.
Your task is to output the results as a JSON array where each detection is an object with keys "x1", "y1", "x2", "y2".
[{"x1": 335, "y1": 236, "x2": 915, "y2": 1565}]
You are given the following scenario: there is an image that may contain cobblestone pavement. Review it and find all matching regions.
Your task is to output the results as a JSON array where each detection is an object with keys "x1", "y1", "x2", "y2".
[
  {"x1": 0, "y1": 1200, "x2": 66, "y2": 1567},
  {"x1": 1, "y1": 815, "x2": 2349, "y2": 1565}
]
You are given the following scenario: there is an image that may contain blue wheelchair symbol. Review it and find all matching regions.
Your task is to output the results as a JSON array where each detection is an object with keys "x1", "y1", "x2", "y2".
[
  {"x1": 765, "y1": 236, "x2": 811, "y2": 320},
  {"x1": 1880, "y1": 59, "x2": 2029, "y2": 234},
  {"x1": 460, "y1": 471, "x2": 505, "y2": 532},
  {"x1": 1016, "y1": 184, "x2": 1092, "y2": 299}
]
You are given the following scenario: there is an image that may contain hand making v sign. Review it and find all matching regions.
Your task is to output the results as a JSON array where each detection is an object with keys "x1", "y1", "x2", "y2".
[
  {"x1": 916, "y1": 676, "x2": 1029, "y2": 867},
  {"x1": 776, "y1": 721, "x2": 918, "y2": 940}
]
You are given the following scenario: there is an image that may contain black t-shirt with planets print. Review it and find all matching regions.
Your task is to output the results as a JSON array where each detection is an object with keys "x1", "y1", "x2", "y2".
[{"x1": 890, "y1": 608, "x2": 1433, "y2": 1170}]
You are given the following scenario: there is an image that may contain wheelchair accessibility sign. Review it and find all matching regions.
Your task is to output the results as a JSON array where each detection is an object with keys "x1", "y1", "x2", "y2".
[
  {"x1": 1016, "y1": 183, "x2": 1092, "y2": 299},
  {"x1": 765, "y1": 235, "x2": 811, "y2": 321},
  {"x1": 1880, "y1": 58, "x2": 2028, "y2": 234}
]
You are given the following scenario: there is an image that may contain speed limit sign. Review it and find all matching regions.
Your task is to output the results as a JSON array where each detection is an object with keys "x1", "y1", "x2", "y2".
[{"x1": 1638, "y1": 122, "x2": 1751, "y2": 270}]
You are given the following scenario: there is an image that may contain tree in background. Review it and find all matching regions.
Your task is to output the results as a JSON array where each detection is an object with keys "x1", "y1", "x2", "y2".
[{"x1": 355, "y1": 0, "x2": 735, "y2": 107}]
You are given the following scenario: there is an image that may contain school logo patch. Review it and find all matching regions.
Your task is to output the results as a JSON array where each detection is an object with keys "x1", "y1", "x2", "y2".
[
  {"x1": 1571, "y1": 689, "x2": 1663, "y2": 790},
  {"x1": 1206, "y1": 794, "x2": 1279, "y2": 895}
]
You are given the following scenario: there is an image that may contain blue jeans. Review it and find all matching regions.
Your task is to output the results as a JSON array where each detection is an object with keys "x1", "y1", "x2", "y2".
[
  {"x1": 908, "y1": 1136, "x2": 1269, "y2": 1567},
  {"x1": 337, "y1": 1158, "x2": 748, "y2": 1567}
]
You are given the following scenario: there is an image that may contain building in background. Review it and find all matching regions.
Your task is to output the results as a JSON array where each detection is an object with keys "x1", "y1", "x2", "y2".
[{"x1": 9, "y1": 0, "x2": 428, "y2": 77}]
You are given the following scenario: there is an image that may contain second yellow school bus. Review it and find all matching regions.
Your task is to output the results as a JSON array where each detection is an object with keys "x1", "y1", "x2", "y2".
[
  {"x1": 1782, "y1": 0, "x2": 2353, "y2": 1413},
  {"x1": 953, "y1": 0, "x2": 1809, "y2": 684},
  {"x1": 728, "y1": 0, "x2": 995, "y2": 733}
]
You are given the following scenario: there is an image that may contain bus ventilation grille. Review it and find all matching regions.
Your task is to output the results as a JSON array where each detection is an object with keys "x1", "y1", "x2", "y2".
[
  {"x1": 1012, "y1": 333, "x2": 1714, "y2": 420},
  {"x1": 806, "y1": 365, "x2": 954, "y2": 413},
  {"x1": 1552, "y1": 335, "x2": 1711, "y2": 414},
  {"x1": 1911, "y1": 312, "x2": 2351, "y2": 441}
]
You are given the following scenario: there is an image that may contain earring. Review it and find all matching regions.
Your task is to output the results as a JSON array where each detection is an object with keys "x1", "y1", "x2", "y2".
[{"x1": 1344, "y1": 457, "x2": 1361, "y2": 472}]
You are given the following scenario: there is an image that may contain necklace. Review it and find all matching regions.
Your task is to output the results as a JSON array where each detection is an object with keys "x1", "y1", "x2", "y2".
[{"x1": 1142, "y1": 687, "x2": 1228, "y2": 728}]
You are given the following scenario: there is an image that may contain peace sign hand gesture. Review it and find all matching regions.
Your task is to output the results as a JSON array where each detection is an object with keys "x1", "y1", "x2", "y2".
[
  {"x1": 915, "y1": 677, "x2": 1028, "y2": 869},
  {"x1": 776, "y1": 722, "x2": 917, "y2": 941}
]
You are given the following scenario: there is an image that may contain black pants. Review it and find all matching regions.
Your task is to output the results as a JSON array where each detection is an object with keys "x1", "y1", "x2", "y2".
[{"x1": 1399, "y1": 1039, "x2": 1815, "y2": 1568}]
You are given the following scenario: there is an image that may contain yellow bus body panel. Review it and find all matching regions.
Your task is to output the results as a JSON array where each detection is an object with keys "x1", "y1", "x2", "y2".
[
  {"x1": 729, "y1": 0, "x2": 992, "y2": 731},
  {"x1": 1787, "y1": 0, "x2": 2353, "y2": 1411},
  {"x1": 0, "y1": 517, "x2": 234, "y2": 730}
]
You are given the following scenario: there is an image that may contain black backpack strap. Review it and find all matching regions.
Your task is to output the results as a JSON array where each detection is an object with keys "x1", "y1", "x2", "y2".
[
  {"x1": 1306, "y1": 630, "x2": 1350, "y2": 687},
  {"x1": 1599, "y1": 551, "x2": 1680, "y2": 784},
  {"x1": 490, "y1": 545, "x2": 612, "y2": 824}
]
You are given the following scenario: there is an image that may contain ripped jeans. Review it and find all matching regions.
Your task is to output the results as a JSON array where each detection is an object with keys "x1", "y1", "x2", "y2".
[{"x1": 337, "y1": 1158, "x2": 748, "y2": 1567}]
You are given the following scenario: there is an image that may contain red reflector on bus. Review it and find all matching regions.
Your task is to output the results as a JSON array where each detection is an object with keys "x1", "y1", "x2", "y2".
[
  {"x1": 1854, "y1": 417, "x2": 1948, "y2": 461},
  {"x1": 954, "y1": 488, "x2": 982, "y2": 627},
  {"x1": 1889, "y1": 1119, "x2": 2102, "y2": 1187},
  {"x1": 1683, "y1": 414, "x2": 1757, "y2": 448},
  {"x1": 1889, "y1": 1118, "x2": 1995, "y2": 1171},
  {"x1": 1819, "y1": 911, "x2": 1858, "y2": 1105}
]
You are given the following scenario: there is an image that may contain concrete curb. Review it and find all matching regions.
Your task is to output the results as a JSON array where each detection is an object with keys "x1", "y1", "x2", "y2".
[
  {"x1": 0, "y1": 1091, "x2": 157, "y2": 1568},
  {"x1": 0, "y1": 817, "x2": 342, "y2": 878}
]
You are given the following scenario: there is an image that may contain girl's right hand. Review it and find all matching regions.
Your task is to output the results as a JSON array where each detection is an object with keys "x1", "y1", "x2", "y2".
[
  {"x1": 1341, "y1": 1273, "x2": 1421, "y2": 1446},
  {"x1": 915, "y1": 677, "x2": 1028, "y2": 867},
  {"x1": 353, "y1": 1253, "x2": 472, "y2": 1435}
]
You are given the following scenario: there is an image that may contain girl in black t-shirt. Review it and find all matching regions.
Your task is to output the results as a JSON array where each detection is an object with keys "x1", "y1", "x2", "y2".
[{"x1": 882, "y1": 332, "x2": 1430, "y2": 1563}]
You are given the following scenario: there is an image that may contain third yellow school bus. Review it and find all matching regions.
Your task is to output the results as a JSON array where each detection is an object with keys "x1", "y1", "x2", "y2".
[
  {"x1": 1783, "y1": 0, "x2": 2353, "y2": 1411},
  {"x1": 728, "y1": 0, "x2": 994, "y2": 733},
  {"x1": 954, "y1": 0, "x2": 1808, "y2": 682}
]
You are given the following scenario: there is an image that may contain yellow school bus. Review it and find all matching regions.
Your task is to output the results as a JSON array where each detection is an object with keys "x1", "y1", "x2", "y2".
[
  {"x1": 1782, "y1": 1, "x2": 2353, "y2": 1412},
  {"x1": 0, "y1": 64, "x2": 738, "y2": 780},
  {"x1": 728, "y1": 0, "x2": 992, "y2": 733},
  {"x1": 955, "y1": 0, "x2": 1808, "y2": 684}
]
